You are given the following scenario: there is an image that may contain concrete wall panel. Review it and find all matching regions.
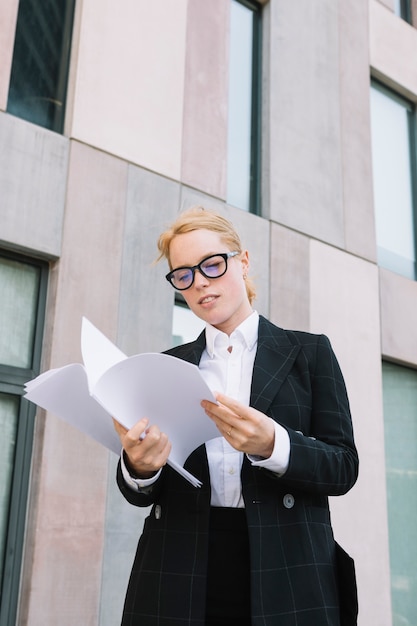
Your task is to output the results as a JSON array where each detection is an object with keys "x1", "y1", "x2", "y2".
[
  {"x1": 70, "y1": 0, "x2": 187, "y2": 180},
  {"x1": 267, "y1": 1, "x2": 344, "y2": 247},
  {"x1": 269, "y1": 223, "x2": 310, "y2": 332},
  {"x1": 180, "y1": 185, "x2": 226, "y2": 215},
  {"x1": 370, "y1": 0, "x2": 417, "y2": 98},
  {"x1": 380, "y1": 268, "x2": 417, "y2": 366},
  {"x1": 181, "y1": 0, "x2": 229, "y2": 198},
  {"x1": 309, "y1": 241, "x2": 391, "y2": 626},
  {"x1": 376, "y1": 0, "x2": 395, "y2": 10},
  {"x1": 0, "y1": 113, "x2": 68, "y2": 257},
  {"x1": 224, "y1": 207, "x2": 270, "y2": 318},
  {"x1": 339, "y1": 0, "x2": 376, "y2": 261}
]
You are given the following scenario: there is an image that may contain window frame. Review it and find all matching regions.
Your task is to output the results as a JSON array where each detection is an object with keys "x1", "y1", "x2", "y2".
[
  {"x1": 0, "y1": 250, "x2": 48, "y2": 626},
  {"x1": 7, "y1": 0, "x2": 76, "y2": 134},
  {"x1": 227, "y1": 0, "x2": 262, "y2": 215},
  {"x1": 370, "y1": 79, "x2": 417, "y2": 281},
  {"x1": 396, "y1": 0, "x2": 412, "y2": 23},
  {"x1": 382, "y1": 360, "x2": 417, "y2": 623}
]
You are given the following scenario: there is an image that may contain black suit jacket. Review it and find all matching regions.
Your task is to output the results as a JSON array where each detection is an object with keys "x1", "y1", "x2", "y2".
[{"x1": 117, "y1": 316, "x2": 359, "y2": 626}]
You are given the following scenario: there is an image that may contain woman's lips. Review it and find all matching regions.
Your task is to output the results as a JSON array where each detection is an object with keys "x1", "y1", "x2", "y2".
[{"x1": 198, "y1": 295, "x2": 218, "y2": 305}]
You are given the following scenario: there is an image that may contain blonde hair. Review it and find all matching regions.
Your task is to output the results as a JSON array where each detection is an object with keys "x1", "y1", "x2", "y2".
[{"x1": 157, "y1": 206, "x2": 256, "y2": 304}]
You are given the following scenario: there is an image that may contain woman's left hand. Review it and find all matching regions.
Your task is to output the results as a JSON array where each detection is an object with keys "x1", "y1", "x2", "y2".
[{"x1": 201, "y1": 392, "x2": 275, "y2": 458}]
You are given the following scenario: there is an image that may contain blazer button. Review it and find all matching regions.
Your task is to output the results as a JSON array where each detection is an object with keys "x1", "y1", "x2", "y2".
[
  {"x1": 283, "y1": 494, "x2": 295, "y2": 509},
  {"x1": 155, "y1": 505, "x2": 162, "y2": 519}
]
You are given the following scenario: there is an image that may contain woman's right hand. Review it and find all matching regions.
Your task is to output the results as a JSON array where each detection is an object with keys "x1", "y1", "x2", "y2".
[{"x1": 113, "y1": 417, "x2": 171, "y2": 479}]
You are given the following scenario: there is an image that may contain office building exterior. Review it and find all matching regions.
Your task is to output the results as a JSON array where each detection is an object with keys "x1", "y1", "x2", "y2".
[{"x1": 1, "y1": 1, "x2": 416, "y2": 624}]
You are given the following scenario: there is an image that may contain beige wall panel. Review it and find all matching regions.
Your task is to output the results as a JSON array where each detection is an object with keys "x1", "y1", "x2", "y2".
[
  {"x1": 380, "y1": 268, "x2": 417, "y2": 366},
  {"x1": 0, "y1": 113, "x2": 68, "y2": 257},
  {"x1": 309, "y1": 241, "x2": 392, "y2": 625},
  {"x1": 370, "y1": 0, "x2": 417, "y2": 98},
  {"x1": 339, "y1": 0, "x2": 376, "y2": 261},
  {"x1": 267, "y1": 1, "x2": 344, "y2": 247},
  {"x1": 23, "y1": 141, "x2": 128, "y2": 624},
  {"x1": 181, "y1": 0, "x2": 228, "y2": 198},
  {"x1": 269, "y1": 223, "x2": 310, "y2": 332},
  {"x1": 0, "y1": 0, "x2": 18, "y2": 110},
  {"x1": 70, "y1": 0, "x2": 187, "y2": 180}
]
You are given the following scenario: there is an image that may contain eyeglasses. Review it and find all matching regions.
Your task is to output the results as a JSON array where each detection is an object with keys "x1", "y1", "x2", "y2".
[{"x1": 165, "y1": 251, "x2": 239, "y2": 291}]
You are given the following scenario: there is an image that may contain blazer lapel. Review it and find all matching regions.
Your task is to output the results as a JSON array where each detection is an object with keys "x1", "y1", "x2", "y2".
[
  {"x1": 165, "y1": 330, "x2": 206, "y2": 365},
  {"x1": 250, "y1": 316, "x2": 301, "y2": 415},
  {"x1": 168, "y1": 317, "x2": 301, "y2": 417}
]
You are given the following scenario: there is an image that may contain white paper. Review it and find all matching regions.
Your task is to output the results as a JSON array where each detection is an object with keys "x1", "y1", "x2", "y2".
[
  {"x1": 25, "y1": 363, "x2": 122, "y2": 454},
  {"x1": 81, "y1": 317, "x2": 126, "y2": 391},
  {"x1": 24, "y1": 318, "x2": 219, "y2": 487}
]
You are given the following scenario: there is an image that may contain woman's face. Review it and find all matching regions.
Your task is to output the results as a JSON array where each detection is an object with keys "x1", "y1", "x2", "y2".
[{"x1": 169, "y1": 229, "x2": 252, "y2": 336}]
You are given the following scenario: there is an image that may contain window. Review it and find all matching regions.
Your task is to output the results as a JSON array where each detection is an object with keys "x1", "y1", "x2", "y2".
[
  {"x1": 172, "y1": 297, "x2": 205, "y2": 346},
  {"x1": 0, "y1": 252, "x2": 47, "y2": 626},
  {"x1": 226, "y1": 0, "x2": 262, "y2": 214},
  {"x1": 7, "y1": 0, "x2": 76, "y2": 133},
  {"x1": 382, "y1": 362, "x2": 417, "y2": 625},
  {"x1": 394, "y1": 0, "x2": 412, "y2": 22},
  {"x1": 370, "y1": 82, "x2": 417, "y2": 280}
]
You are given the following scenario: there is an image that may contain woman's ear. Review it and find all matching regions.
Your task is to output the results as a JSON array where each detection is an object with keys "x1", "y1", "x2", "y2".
[{"x1": 241, "y1": 250, "x2": 249, "y2": 277}]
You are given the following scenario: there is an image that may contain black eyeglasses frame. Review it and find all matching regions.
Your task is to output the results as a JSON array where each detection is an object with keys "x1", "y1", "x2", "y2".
[{"x1": 165, "y1": 251, "x2": 239, "y2": 291}]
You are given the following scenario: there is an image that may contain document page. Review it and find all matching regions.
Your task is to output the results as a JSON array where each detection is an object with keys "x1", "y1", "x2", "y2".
[{"x1": 24, "y1": 318, "x2": 219, "y2": 487}]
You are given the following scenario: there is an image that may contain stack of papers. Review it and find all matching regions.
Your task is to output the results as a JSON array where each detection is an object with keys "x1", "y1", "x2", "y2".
[{"x1": 24, "y1": 318, "x2": 219, "y2": 487}]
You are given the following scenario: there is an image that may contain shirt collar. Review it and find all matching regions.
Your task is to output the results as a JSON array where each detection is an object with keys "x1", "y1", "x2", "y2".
[{"x1": 205, "y1": 311, "x2": 259, "y2": 358}]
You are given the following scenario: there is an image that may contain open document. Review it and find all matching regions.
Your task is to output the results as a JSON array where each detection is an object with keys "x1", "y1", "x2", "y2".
[{"x1": 24, "y1": 317, "x2": 219, "y2": 487}]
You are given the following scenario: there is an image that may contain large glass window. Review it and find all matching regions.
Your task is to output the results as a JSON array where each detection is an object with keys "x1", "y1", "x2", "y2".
[
  {"x1": 394, "y1": 0, "x2": 412, "y2": 22},
  {"x1": 370, "y1": 82, "x2": 417, "y2": 280},
  {"x1": 382, "y1": 362, "x2": 417, "y2": 625},
  {"x1": 7, "y1": 0, "x2": 76, "y2": 133},
  {"x1": 226, "y1": 0, "x2": 262, "y2": 214},
  {"x1": 0, "y1": 252, "x2": 47, "y2": 626}
]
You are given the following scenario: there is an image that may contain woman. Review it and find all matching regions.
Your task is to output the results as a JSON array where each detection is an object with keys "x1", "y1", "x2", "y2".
[{"x1": 114, "y1": 206, "x2": 359, "y2": 626}]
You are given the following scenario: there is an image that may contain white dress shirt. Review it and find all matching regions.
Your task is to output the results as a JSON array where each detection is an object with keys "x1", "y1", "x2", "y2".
[{"x1": 121, "y1": 311, "x2": 290, "y2": 506}]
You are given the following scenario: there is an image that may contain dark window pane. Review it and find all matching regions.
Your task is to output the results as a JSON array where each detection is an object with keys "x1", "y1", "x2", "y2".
[
  {"x1": 0, "y1": 251, "x2": 47, "y2": 625},
  {"x1": 0, "y1": 394, "x2": 20, "y2": 594},
  {"x1": 382, "y1": 362, "x2": 417, "y2": 624},
  {"x1": 394, "y1": 0, "x2": 412, "y2": 22},
  {"x1": 227, "y1": 0, "x2": 261, "y2": 214},
  {"x1": 7, "y1": 0, "x2": 76, "y2": 133},
  {"x1": 0, "y1": 258, "x2": 40, "y2": 369}
]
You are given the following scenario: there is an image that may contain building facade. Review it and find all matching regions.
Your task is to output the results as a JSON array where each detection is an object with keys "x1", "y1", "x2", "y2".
[{"x1": 1, "y1": 1, "x2": 417, "y2": 624}]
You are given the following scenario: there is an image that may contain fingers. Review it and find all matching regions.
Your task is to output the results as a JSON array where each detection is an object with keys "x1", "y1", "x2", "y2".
[
  {"x1": 113, "y1": 417, "x2": 171, "y2": 476},
  {"x1": 201, "y1": 393, "x2": 245, "y2": 428},
  {"x1": 201, "y1": 393, "x2": 275, "y2": 458},
  {"x1": 201, "y1": 395, "x2": 244, "y2": 441},
  {"x1": 112, "y1": 418, "x2": 127, "y2": 437},
  {"x1": 212, "y1": 392, "x2": 251, "y2": 418},
  {"x1": 122, "y1": 418, "x2": 150, "y2": 448}
]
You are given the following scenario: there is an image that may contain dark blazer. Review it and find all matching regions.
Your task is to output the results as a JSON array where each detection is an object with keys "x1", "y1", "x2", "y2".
[{"x1": 117, "y1": 316, "x2": 359, "y2": 626}]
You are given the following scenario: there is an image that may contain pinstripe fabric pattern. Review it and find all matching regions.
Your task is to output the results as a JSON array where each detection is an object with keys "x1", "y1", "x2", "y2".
[{"x1": 117, "y1": 316, "x2": 359, "y2": 625}]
